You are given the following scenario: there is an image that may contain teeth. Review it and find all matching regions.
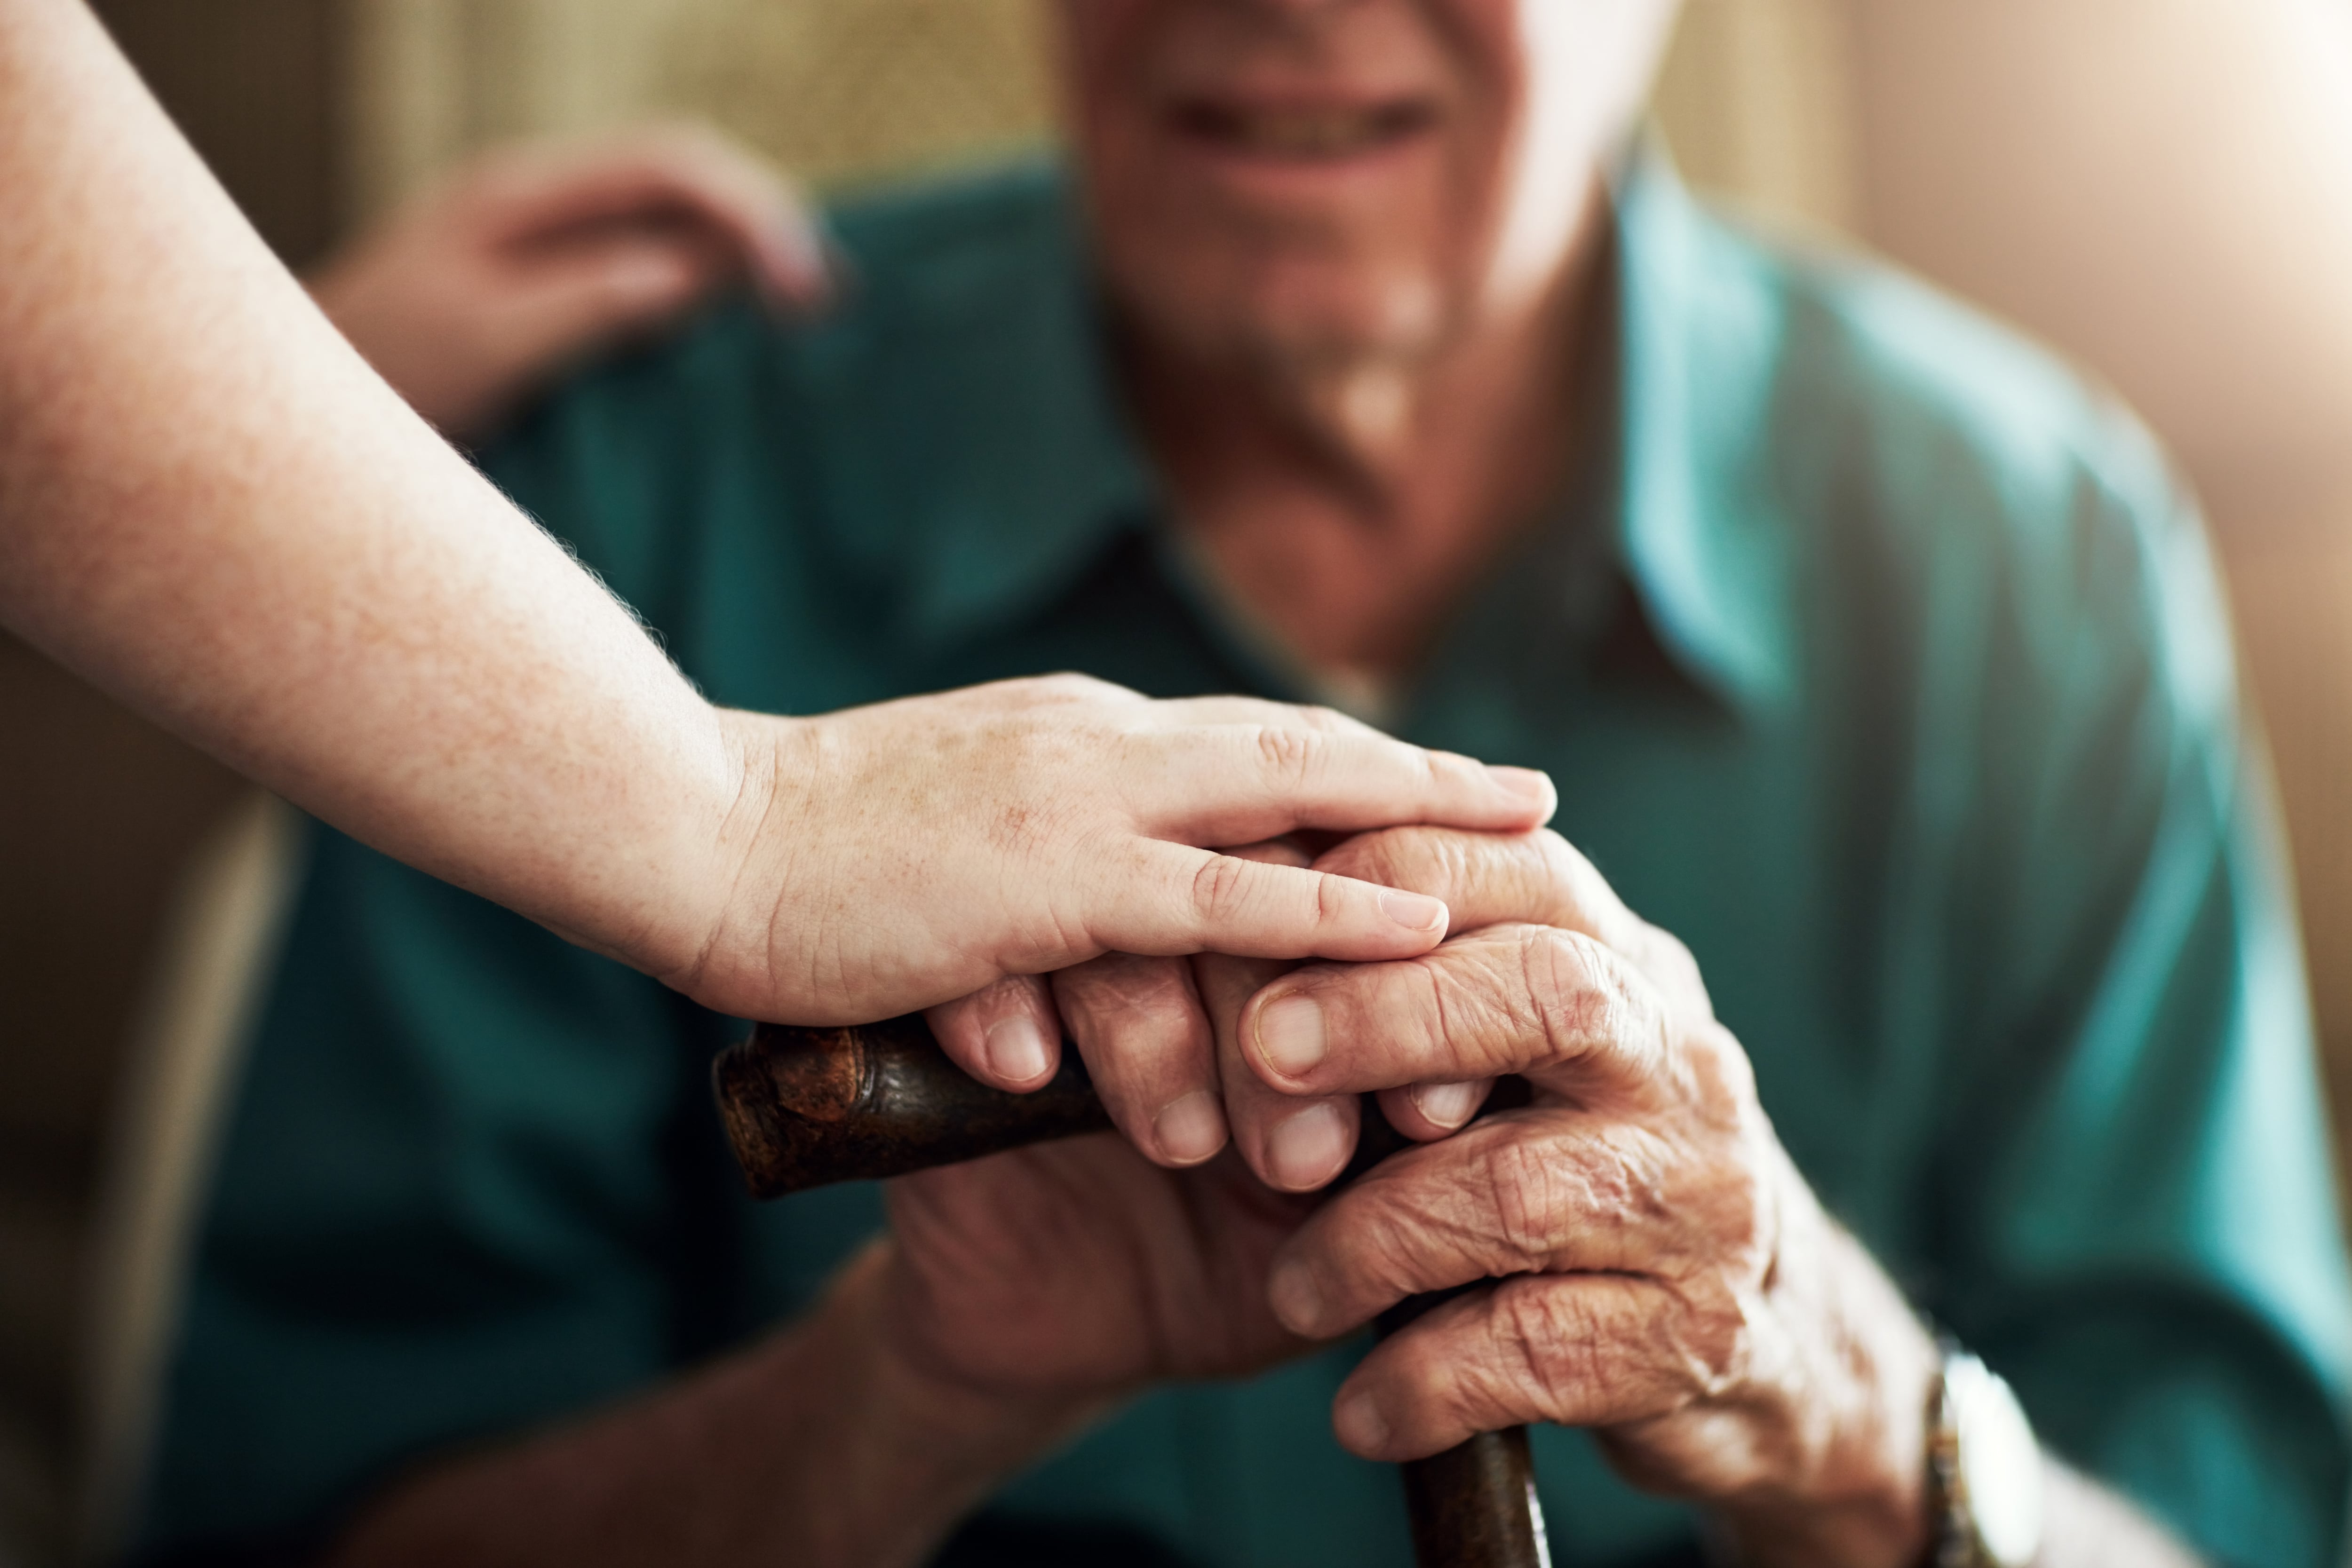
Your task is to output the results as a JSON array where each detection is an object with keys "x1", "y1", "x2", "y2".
[
  {"x1": 1239, "y1": 110, "x2": 1388, "y2": 155},
  {"x1": 1184, "y1": 102, "x2": 1429, "y2": 158}
]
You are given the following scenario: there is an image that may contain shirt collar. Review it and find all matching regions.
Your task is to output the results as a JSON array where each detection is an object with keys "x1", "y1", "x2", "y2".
[
  {"x1": 852, "y1": 161, "x2": 1160, "y2": 652},
  {"x1": 877, "y1": 151, "x2": 1799, "y2": 718},
  {"x1": 1609, "y1": 138, "x2": 1800, "y2": 717}
]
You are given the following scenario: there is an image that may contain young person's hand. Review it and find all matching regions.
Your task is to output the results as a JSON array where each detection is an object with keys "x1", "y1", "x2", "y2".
[
  {"x1": 310, "y1": 125, "x2": 824, "y2": 443},
  {"x1": 659, "y1": 678, "x2": 1555, "y2": 1026}
]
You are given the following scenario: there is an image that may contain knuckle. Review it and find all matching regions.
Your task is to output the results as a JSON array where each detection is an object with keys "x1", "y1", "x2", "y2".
[
  {"x1": 1540, "y1": 830, "x2": 1607, "y2": 897},
  {"x1": 1640, "y1": 922, "x2": 1711, "y2": 1015},
  {"x1": 1188, "y1": 853, "x2": 1261, "y2": 925},
  {"x1": 1478, "y1": 830, "x2": 1557, "y2": 919},
  {"x1": 1310, "y1": 868, "x2": 1350, "y2": 928},
  {"x1": 1678, "y1": 1022, "x2": 1759, "y2": 1124},
  {"x1": 1486, "y1": 1279, "x2": 1595, "y2": 1413},
  {"x1": 1417, "y1": 744, "x2": 1452, "y2": 798},
  {"x1": 1476, "y1": 1135, "x2": 1567, "y2": 1272},
  {"x1": 1352, "y1": 1197, "x2": 1443, "y2": 1301},
  {"x1": 1663, "y1": 1276, "x2": 1756, "y2": 1399},
  {"x1": 1414, "y1": 957, "x2": 1487, "y2": 1065},
  {"x1": 1419, "y1": 746, "x2": 1485, "y2": 795},
  {"x1": 1251, "y1": 723, "x2": 1322, "y2": 787},
  {"x1": 1555, "y1": 1125, "x2": 1649, "y2": 1253},
  {"x1": 1411, "y1": 946, "x2": 1534, "y2": 1079},
  {"x1": 1531, "y1": 830, "x2": 1597, "y2": 918},
  {"x1": 1516, "y1": 927, "x2": 1604, "y2": 1036},
  {"x1": 1520, "y1": 930, "x2": 1664, "y2": 1069},
  {"x1": 1319, "y1": 826, "x2": 1428, "y2": 894},
  {"x1": 1608, "y1": 1123, "x2": 1741, "y2": 1282},
  {"x1": 1057, "y1": 951, "x2": 1189, "y2": 1022},
  {"x1": 1659, "y1": 929, "x2": 1706, "y2": 991}
]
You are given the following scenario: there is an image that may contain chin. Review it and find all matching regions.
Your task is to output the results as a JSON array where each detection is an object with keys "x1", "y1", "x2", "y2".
[{"x1": 1123, "y1": 253, "x2": 1457, "y2": 381}]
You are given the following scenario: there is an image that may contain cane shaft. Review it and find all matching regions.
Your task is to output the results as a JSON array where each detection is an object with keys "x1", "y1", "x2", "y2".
[
  {"x1": 712, "y1": 1019, "x2": 1547, "y2": 1568},
  {"x1": 1401, "y1": 1430, "x2": 1550, "y2": 1568}
]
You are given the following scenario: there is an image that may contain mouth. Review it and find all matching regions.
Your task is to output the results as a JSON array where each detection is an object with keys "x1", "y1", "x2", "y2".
[{"x1": 1169, "y1": 97, "x2": 1439, "y2": 161}]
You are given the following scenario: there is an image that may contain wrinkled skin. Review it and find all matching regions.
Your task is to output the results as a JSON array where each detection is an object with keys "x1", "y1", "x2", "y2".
[
  {"x1": 925, "y1": 826, "x2": 1941, "y2": 1568},
  {"x1": 882, "y1": 843, "x2": 1324, "y2": 1399},
  {"x1": 292, "y1": 5, "x2": 2190, "y2": 1563},
  {"x1": 1241, "y1": 830, "x2": 1938, "y2": 1565},
  {"x1": 883, "y1": 1139, "x2": 1314, "y2": 1399}
]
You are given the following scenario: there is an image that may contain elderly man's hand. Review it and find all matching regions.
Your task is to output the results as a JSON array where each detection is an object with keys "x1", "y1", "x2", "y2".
[
  {"x1": 878, "y1": 1132, "x2": 1314, "y2": 1409},
  {"x1": 1231, "y1": 828, "x2": 1942, "y2": 1568},
  {"x1": 869, "y1": 845, "x2": 1343, "y2": 1414}
]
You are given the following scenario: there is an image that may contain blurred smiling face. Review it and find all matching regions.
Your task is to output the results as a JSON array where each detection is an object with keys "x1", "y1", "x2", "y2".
[{"x1": 1056, "y1": 0, "x2": 1681, "y2": 381}]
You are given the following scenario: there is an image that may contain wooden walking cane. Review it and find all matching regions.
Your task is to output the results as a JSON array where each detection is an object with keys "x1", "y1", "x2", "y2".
[{"x1": 713, "y1": 1015, "x2": 1552, "y2": 1568}]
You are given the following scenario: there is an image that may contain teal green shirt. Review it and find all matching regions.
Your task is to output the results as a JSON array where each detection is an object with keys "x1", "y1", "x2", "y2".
[{"x1": 143, "y1": 156, "x2": 2352, "y2": 1568}]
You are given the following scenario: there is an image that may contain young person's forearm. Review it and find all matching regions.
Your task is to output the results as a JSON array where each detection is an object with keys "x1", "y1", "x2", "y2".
[
  {"x1": 0, "y1": 0, "x2": 1560, "y2": 1031},
  {"x1": 327, "y1": 1245, "x2": 1092, "y2": 1568},
  {"x1": 0, "y1": 0, "x2": 742, "y2": 975}
]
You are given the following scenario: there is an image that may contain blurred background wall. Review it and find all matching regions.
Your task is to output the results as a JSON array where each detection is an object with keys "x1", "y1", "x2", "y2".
[{"x1": 8, "y1": 1, "x2": 2352, "y2": 1561}]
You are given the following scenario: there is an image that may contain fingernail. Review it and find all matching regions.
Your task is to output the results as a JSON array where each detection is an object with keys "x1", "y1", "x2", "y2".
[
  {"x1": 1266, "y1": 1102, "x2": 1349, "y2": 1190},
  {"x1": 1335, "y1": 1388, "x2": 1391, "y2": 1453},
  {"x1": 1153, "y1": 1091, "x2": 1227, "y2": 1165},
  {"x1": 1411, "y1": 1080, "x2": 1479, "y2": 1130},
  {"x1": 1269, "y1": 1258, "x2": 1325, "y2": 1334},
  {"x1": 983, "y1": 1016, "x2": 1051, "y2": 1085},
  {"x1": 1379, "y1": 890, "x2": 1447, "y2": 934},
  {"x1": 1488, "y1": 765, "x2": 1557, "y2": 810},
  {"x1": 1256, "y1": 994, "x2": 1329, "y2": 1078}
]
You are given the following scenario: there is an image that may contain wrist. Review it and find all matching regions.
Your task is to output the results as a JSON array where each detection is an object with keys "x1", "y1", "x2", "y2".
[
  {"x1": 865, "y1": 1247, "x2": 1111, "y2": 1455},
  {"x1": 644, "y1": 706, "x2": 808, "y2": 1015},
  {"x1": 786, "y1": 1243, "x2": 1104, "y2": 1567},
  {"x1": 1715, "y1": 1205, "x2": 1939, "y2": 1568}
]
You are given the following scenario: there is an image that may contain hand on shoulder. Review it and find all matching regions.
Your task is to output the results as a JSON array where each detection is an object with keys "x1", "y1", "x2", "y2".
[{"x1": 310, "y1": 124, "x2": 826, "y2": 443}]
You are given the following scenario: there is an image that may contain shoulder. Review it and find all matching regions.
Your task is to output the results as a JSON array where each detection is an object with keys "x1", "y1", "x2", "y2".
[
  {"x1": 477, "y1": 157, "x2": 1090, "y2": 612},
  {"x1": 1777, "y1": 228, "x2": 2180, "y2": 543},
  {"x1": 824, "y1": 154, "x2": 1080, "y2": 300},
  {"x1": 1682, "y1": 193, "x2": 2232, "y2": 729},
  {"x1": 494, "y1": 156, "x2": 1081, "y2": 441}
]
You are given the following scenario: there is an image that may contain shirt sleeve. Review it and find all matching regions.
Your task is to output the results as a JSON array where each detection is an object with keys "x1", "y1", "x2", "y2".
[{"x1": 1934, "y1": 428, "x2": 2352, "y2": 1568}]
